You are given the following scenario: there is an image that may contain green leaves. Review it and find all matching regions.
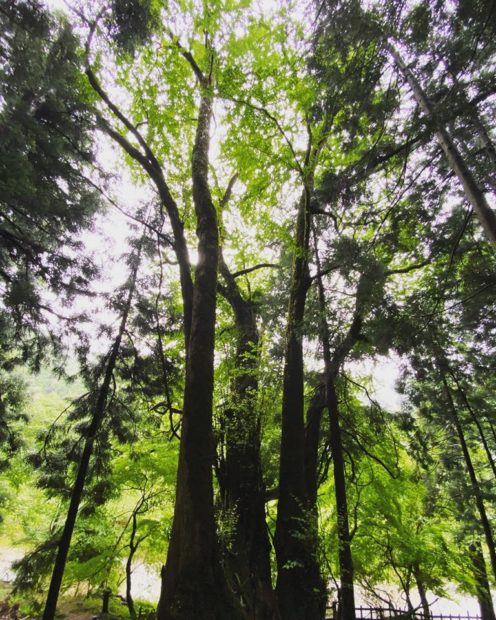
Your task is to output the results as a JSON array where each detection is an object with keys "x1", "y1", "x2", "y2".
[{"x1": 106, "y1": 0, "x2": 161, "y2": 54}]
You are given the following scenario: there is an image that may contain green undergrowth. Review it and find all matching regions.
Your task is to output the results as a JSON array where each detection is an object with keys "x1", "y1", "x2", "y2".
[{"x1": 0, "y1": 586, "x2": 153, "y2": 619}]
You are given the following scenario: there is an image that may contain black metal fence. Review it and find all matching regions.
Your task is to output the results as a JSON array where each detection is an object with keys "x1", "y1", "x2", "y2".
[{"x1": 325, "y1": 606, "x2": 482, "y2": 620}]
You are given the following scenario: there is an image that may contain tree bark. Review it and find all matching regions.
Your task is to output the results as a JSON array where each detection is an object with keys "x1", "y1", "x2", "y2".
[
  {"x1": 327, "y1": 378, "x2": 356, "y2": 620},
  {"x1": 101, "y1": 588, "x2": 111, "y2": 615},
  {"x1": 469, "y1": 540, "x2": 496, "y2": 620},
  {"x1": 412, "y1": 563, "x2": 430, "y2": 620},
  {"x1": 311, "y1": 231, "x2": 364, "y2": 620},
  {"x1": 218, "y1": 255, "x2": 278, "y2": 618},
  {"x1": 304, "y1": 384, "x2": 326, "y2": 510},
  {"x1": 42, "y1": 243, "x2": 143, "y2": 620},
  {"x1": 157, "y1": 87, "x2": 243, "y2": 619},
  {"x1": 274, "y1": 177, "x2": 326, "y2": 619},
  {"x1": 387, "y1": 43, "x2": 496, "y2": 242},
  {"x1": 125, "y1": 510, "x2": 139, "y2": 620}
]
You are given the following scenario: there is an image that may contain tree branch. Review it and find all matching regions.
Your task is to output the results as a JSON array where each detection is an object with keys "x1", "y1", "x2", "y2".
[
  {"x1": 232, "y1": 263, "x2": 279, "y2": 279},
  {"x1": 220, "y1": 173, "x2": 239, "y2": 209},
  {"x1": 220, "y1": 94, "x2": 304, "y2": 175},
  {"x1": 384, "y1": 259, "x2": 431, "y2": 276},
  {"x1": 166, "y1": 29, "x2": 206, "y2": 84},
  {"x1": 86, "y1": 67, "x2": 161, "y2": 172}
]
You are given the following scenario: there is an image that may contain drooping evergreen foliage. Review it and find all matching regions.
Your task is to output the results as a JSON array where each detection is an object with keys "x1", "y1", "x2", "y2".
[
  {"x1": 0, "y1": 0, "x2": 101, "y2": 488},
  {"x1": 0, "y1": 1, "x2": 100, "y2": 321}
]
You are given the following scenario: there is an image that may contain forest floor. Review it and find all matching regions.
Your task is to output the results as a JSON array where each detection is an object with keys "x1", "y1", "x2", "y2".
[
  {"x1": 0, "y1": 546, "x2": 156, "y2": 619},
  {"x1": 0, "y1": 585, "x2": 129, "y2": 620},
  {"x1": 0, "y1": 547, "x2": 124, "y2": 619}
]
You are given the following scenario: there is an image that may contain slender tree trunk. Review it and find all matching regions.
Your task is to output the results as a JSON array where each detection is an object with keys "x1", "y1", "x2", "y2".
[
  {"x1": 327, "y1": 379, "x2": 356, "y2": 620},
  {"x1": 157, "y1": 88, "x2": 243, "y2": 619},
  {"x1": 274, "y1": 177, "x2": 326, "y2": 619},
  {"x1": 439, "y1": 366, "x2": 496, "y2": 580},
  {"x1": 218, "y1": 256, "x2": 278, "y2": 618},
  {"x1": 413, "y1": 563, "x2": 430, "y2": 620},
  {"x1": 311, "y1": 230, "x2": 372, "y2": 620},
  {"x1": 304, "y1": 384, "x2": 326, "y2": 510},
  {"x1": 447, "y1": 368, "x2": 496, "y2": 480},
  {"x1": 404, "y1": 582, "x2": 414, "y2": 617},
  {"x1": 469, "y1": 540, "x2": 496, "y2": 620},
  {"x1": 125, "y1": 504, "x2": 144, "y2": 620},
  {"x1": 489, "y1": 420, "x2": 496, "y2": 450},
  {"x1": 313, "y1": 232, "x2": 356, "y2": 620},
  {"x1": 101, "y1": 588, "x2": 111, "y2": 615},
  {"x1": 42, "y1": 245, "x2": 143, "y2": 620},
  {"x1": 387, "y1": 43, "x2": 496, "y2": 242}
]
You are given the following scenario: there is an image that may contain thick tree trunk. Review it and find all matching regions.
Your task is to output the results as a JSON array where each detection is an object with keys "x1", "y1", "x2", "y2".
[
  {"x1": 42, "y1": 247, "x2": 142, "y2": 620},
  {"x1": 274, "y1": 181, "x2": 326, "y2": 620},
  {"x1": 157, "y1": 90, "x2": 243, "y2": 620},
  {"x1": 439, "y1": 367, "x2": 496, "y2": 581},
  {"x1": 469, "y1": 540, "x2": 496, "y2": 620},
  {"x1": 387, "y1": 43, "x2": 496, "y2": 242},
  {"x1": 218, "y1": 257, "x2": 277, "y2": 619}
]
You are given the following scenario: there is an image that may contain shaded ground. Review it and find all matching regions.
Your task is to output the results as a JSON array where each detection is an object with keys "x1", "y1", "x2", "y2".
[
  {"x1": 0, "y1": 588, "x2": 128, "y2": 620},
  {"x1": 1, "y1": 545, "x2": 491, "y2": 618}
]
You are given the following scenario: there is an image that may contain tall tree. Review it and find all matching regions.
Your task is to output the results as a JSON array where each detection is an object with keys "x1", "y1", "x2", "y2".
[
  {"x1": 217, "y1": 243, "x2": 277, "y2": 618},
  {"x1": 42, "y1": 234, "x2": 145, "y2": 620},
  {"x1": 0, "y1": 0, "x2": 102, "y2": 519},
  {"x1": 156, "y1": 46, "x2": 245, "y2": 617},
  {"x1": 274, "y1": 134, "x2": 328, "y2": 620}
]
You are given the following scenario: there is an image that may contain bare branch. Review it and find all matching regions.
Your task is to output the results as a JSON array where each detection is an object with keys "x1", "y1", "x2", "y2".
[
  {"x1": 166, "y1": 29, "x2": 205, "y2": 84},
  {"x1": 232, "y1": 263, "x2": 280, "y2": 279},
  {"x1": 384, "y1": 259, "x2": 431, "y2": 276},
  {"x1": 220, "y1": 173, "x2": 239, "y2": 209}
]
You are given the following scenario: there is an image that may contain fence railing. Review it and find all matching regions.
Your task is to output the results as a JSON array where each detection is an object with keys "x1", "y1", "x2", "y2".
[{"x1": 325, "y1": 606, "x2": 482, "y2": 620}]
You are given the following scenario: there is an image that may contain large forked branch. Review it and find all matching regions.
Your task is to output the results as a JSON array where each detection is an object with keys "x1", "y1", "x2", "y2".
[
  {"x1": 166, "y1": 29, "x2": 206, "y2": 85},
  {"x1": 85, "y1": 66, "x2": 194, "y2": 344},
  {"x1": 217, "y1": 174, "x2": 279, "y2": 282},
  {"x1": 86, "y1": 68, "x2": 159, "y2": 168}
]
